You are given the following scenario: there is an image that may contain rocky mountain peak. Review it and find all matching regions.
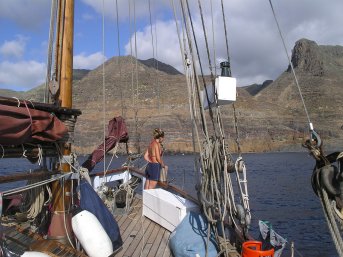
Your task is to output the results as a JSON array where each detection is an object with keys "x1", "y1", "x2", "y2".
[
  {"x1": 138, "y1": 58, "x2": 182, "y2": 75},
  {"x1": 288, "y1": 38, "x2": 343, "y2": 77},
  {"x1": 288, "y1": 38, "x2": 324, "y2": 76}
]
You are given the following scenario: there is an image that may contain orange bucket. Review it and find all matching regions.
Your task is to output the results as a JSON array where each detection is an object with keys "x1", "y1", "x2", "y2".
[{"x1": 242, "y1": 241, "x2": 274, "y2": 257}]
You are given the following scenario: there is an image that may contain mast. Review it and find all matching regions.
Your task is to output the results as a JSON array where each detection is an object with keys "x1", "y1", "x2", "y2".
[
  {"x1": 49, "y1": 0, "x2": 74, "y2": 244},
  {"x1": 59, "y1": 0, "x2": 74, "y2": 108}
]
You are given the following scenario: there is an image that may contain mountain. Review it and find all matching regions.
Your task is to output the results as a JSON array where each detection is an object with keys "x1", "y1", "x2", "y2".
[
  {"x1": 71, "y1": 39, "x2": 343, "y2": 154},
  {"x1": 5, "y1": 69, "x2": 91, "y2": 102},
  {"x1": 0, "y1": 89, "x2": 26, "y2": 98},
  {"x1": 253, "y1": 38, "x2": 343, "y2": 151},
  {"x1": 138, "y1": 58, "x2": 182, "y2": 75},
  {"x1": 243, "y1": 80, "x2": 273, "y2": 96},
  {"x1": 1, "y1": 40, "x2": 342, "y2": 154}
]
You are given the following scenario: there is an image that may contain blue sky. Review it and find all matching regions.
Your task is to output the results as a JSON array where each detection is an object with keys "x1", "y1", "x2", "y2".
[{"x1": 1, "y1": 0, "x2": 343, "y2": 91}]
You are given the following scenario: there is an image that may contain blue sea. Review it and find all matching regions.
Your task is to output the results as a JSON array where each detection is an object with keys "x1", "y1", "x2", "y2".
[{"x1": 0, "y1": 152, "x2": 337, "y2": 257}]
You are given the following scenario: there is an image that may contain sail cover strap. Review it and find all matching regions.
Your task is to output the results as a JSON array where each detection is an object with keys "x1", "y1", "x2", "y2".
[{"x1": 0, "y1": 103, "x2": 68, "y2": 145}]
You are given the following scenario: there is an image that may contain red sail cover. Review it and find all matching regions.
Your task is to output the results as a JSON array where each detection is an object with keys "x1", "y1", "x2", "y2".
[
  {"x1": 0, "y1": 104, "x2": 68, "y2": 145},
  {"x1": 82, "y1": 116, "x2": 129, "y2": 172}
]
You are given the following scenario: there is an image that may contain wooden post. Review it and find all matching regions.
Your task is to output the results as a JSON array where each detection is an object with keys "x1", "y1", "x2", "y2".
[
  {"x1": 49, "y1": 0, "x2": 74, "y2": 244},
  {"x1": 59, "y1": 0, "x2": 74, "y2": 108}
]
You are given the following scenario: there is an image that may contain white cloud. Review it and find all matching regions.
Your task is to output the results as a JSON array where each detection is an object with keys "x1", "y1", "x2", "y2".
[
  {"x1": 124, "y1": 20, "x2": 183, "y2": 72},
  {"x1": 2, "y1": 0, "x2": 343, "y2": 91},
  {"x1": 0, "y1": 61, "x2": 46, "y2": 91},
  {"x1": 0, "y1": 0, "x2": 50, "y2": 29},
  {"x1": 73, "y1": 52, "x2": 106, "y2": 69},
  {"x1": 122, "y1": 0, "x2": 343, "y2": 86},
  {"x1": 81, "y1": 0, "x2": 169, "y2": 21},
  {"x1": 0, "y1": 36, "x2": 27, "y2": 58}
]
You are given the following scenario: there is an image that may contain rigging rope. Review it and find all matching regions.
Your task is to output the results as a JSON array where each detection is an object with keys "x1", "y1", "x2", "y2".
[
  {"x1": 45, "y1": 0, "x2": 58, "y2": 103},
  {"x1": 176, "y1": 1, "x2": 253, "y2": 255},
  {"x1": 55, "y1": 0, "x2": 65, "y2": 105},
  {"x1": 179, "y1": 0, "x2": 210, "y2": 136},
  {"x1": 115, "y1": 0, "x2": 124, "y2": 117},
  {"x1": 148, "y1": 0, "x2": 161, "y2": 128},
  {"x1": 319, "y1": 187, "x2": 343, "y2": 256},
  {"x1": 268, "y1": 0, "x2": 312, "y2": 130},
  {"x1": 210, "y1": 0, "x2": 217, "y2": 77},
  {"x1": 196, "y1": 0, "x2": 215, "y2": 83},
  {"x1": 133, "y1": 0, "x2": 139, "y2": 107},
  {"x1": 102, "y1": 0, "x2": 107, "y2": 175},
  {"x1": 170, "y1": 0, "x2": 201, "y2": 184},
  {"x1": 128, "y1": 0, "x2": 134, "y2": 109},
  {"x1": 220, "y1": 0, "x2": 232, "y2": 70}
]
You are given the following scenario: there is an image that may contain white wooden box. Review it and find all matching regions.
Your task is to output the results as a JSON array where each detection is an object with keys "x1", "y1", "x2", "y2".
[
  {"x1": 202, "y1": 76, "x2": 236, "y2": 109},
  {"x1": 143, "y1": 188, "x2": 199, "y2": 232}
]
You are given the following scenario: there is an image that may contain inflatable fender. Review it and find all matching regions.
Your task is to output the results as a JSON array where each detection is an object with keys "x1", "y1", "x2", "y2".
[
  {"x1": 21, "y1": 252, "x2": 50, "y2": 257},
  {"x1": 320, "y1": 165, "x2": 340, "y2": 196},
  {"x1": 235, "y1": 204, "x2": 246, "y2": 225},
  {"x1": 72, "y1": 209, "x2": 113, "y2": 257}
]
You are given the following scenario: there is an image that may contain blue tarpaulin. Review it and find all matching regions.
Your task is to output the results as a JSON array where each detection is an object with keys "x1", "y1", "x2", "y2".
[
  {"x1": 79, "y1": 180, "x2": 123, "y2": 251},
  {"x1": 169, "y1": 211, "x2": 218, "y2": 257}
]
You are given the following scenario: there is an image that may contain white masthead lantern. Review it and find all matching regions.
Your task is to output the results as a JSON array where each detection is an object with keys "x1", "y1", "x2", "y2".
[{"x1": 202, "y1": 61, "x2": 236, "y2": 109}]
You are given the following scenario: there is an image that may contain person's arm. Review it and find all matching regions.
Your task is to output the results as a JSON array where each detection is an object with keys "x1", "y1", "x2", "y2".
[
  {"x1": 153, "y1": 143, "x2": 165, "y2": 167},
  {"x1": 144, "y1": 148, "x2": 151, "y2": 162}
]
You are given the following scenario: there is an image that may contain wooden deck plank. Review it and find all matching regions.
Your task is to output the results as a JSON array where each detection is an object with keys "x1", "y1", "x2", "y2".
[
  {"x1": 129, "y1": 219, "x2": 155, "y2": 257},
  {"x1": 121, "y1": 220, "x2": 152, "y2": 257},
  {"x1": 155, "y1": 229, "x2": 172, "y2": 257},
  {"x1": 116, "y1": 217, "x2": 150, "y2": 257},
  {"x1": 120, "y1": 218, "x2": 141, "y2": 241},
  {"x1": 120, "y1": 211, "x2": 143, "y2": 242},
  {"x1": 1, "y1": 224, "x2": 88, "y2": 257},
  {"x1": 116, "y1": 197, "x2": 140, "y2": 226},
  {"x1": 136, "y1": 221, "x2": 161, "y2": 257},
  {"x1": 116, "y1": 195, "x2": 149, "y2": 257},
  {"x1": 118, "y1": 204, "x2": 142, "y2": 235},
  {"x1": 148, "y1": 227, "x2": 165, "y2": 257},
  {"x1": 140, "y1": 242, "x2": 153, "y2": 257},
  {"x1": 162, "y1": 239, "x2": 173, "y2": 257},
  {"x1": 146, "y1": 223, "x2": 161, "y2": 244}
]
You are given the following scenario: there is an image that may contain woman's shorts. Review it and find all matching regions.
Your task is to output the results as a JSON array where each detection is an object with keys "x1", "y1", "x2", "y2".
[{"x1": 145, "y1": 163, "x2": 161, "y2": 181}]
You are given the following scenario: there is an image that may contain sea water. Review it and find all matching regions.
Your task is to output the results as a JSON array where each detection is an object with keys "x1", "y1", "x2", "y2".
[{"x1": 0, "y1": 152, "x2": 337, "y2": 257}]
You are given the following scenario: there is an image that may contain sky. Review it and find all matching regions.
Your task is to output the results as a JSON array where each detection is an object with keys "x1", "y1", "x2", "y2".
[{"x1": 0, "y1": 0, "x2": 343, "y2": 91}]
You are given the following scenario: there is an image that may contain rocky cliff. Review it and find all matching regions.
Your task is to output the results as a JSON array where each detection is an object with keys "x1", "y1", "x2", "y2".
[{"x1": 1, "y1": 39, "x2": 342, "y2": 154}]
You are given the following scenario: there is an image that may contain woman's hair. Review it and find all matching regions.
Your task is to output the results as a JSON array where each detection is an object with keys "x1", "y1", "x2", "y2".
[{"x1": 153, "y1": 128, "x2": 165, "y2": 139}]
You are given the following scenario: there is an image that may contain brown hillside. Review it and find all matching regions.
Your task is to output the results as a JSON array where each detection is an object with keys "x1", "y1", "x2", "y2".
[
  {"x1": 254, "y1": 39, "x2": 343, "y2": 151},
  {"x1": 2, "y1": 39, "x2": 342, "y2": 154}
]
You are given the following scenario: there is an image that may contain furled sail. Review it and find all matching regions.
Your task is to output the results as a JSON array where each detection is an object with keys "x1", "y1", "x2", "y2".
[
  {"x1": 82, "y1": 116, "x2": 129, "y2": 172},
  {"x1": 0, "y1": 103, "x2": 68, "y2": 145}
]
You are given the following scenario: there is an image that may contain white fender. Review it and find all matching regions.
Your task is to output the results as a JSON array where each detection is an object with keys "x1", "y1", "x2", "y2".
[
  {"x1": 21, "y1": 252, "x2": 50, "y2": 257},
  {"x1": 72, "y1": 210, "x2": 113, "y2": 257}
]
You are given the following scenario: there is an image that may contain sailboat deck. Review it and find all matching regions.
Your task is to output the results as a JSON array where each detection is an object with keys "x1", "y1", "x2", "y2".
[
  {"x1": 117, "y1": 194, "x2": 240, "y2": 257},
  {"x1": 1, "y1": 193, "x2": 240, "y2": 257},
  {"x1": 116, "y1": 195, "x2": 173, "y2": 257}
]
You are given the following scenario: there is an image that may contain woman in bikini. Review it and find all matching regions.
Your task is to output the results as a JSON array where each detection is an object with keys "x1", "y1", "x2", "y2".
[{"x1": 144, "y1": 128, "x2": 167, "y2": 189}]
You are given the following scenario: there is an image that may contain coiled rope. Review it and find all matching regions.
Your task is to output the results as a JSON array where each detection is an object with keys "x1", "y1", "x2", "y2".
[{"x1": 174, "y1": 1, "x2": 253, "y2": 255}]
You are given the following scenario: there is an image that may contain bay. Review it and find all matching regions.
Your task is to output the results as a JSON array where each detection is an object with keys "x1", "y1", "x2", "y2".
[{"x1": 0, "y1": 152, "x2": 337, "y2": 256}]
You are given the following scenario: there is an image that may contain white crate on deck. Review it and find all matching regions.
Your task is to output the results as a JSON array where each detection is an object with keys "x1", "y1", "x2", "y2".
[
  {"x1": 201, "y1": 76, "x2": 236, "y2": 109},
  {"x1": 142, "y1": 188, "x2": 199, "y2": 232}
]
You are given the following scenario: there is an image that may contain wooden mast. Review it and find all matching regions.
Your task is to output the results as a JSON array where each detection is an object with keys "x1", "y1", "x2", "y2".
[
  {"x1": 49, "y1": 0, "x2": 74, "y2": 244},
  {"x1": 59, "y1": 0, "x2": 74, "y2": 108}
]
